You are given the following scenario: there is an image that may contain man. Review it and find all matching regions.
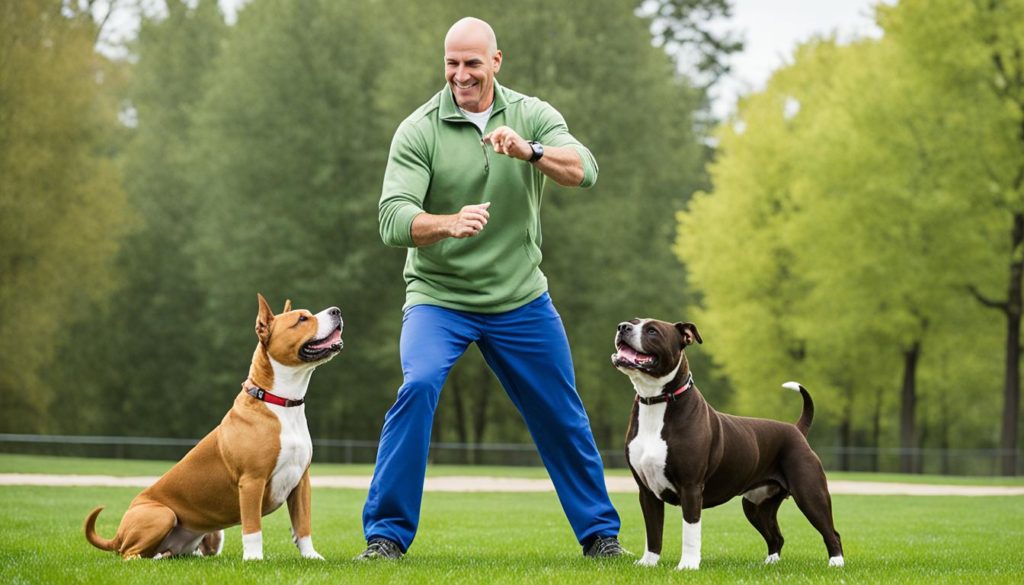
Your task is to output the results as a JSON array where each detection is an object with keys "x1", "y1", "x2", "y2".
[{"x1": 358, "y1": 17, "x2": 623, "y2": 560}]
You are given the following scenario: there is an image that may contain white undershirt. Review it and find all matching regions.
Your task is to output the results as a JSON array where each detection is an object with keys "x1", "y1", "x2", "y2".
[{"x1": 460, "y1": 105, "x2": 493, "y2": 134}]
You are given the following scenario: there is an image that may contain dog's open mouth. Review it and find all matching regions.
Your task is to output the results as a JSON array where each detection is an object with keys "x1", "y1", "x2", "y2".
[
  {"x1": 300, "y1": 327, "x2": 343, "y2": 362},
  {"x1": 612, "y1": 343, "x2": 655, "y2": 370}
]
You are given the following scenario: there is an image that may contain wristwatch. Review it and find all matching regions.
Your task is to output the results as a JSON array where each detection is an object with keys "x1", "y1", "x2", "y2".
[{"x1": 527, "y1": 140, "x2": 544, "y2": 162}]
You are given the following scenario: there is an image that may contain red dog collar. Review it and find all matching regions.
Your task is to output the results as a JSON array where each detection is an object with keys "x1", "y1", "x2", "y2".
[
  {"x1": 246, "y1": 386, "x2": 304, "y2": 407},
  {"x1": 636, "y1": 372, "x2": 693, "y2": 405}
]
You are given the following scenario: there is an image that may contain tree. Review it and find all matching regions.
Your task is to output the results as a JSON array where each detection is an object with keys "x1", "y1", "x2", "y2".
[
  {"x1": 676, "y1": 24, "x2": 1006, "y2": 474},
  {"x1": 0, "y1": 0, "x2": 130, "y2": 432},
  {"x1": 638, "y1": 0, "x2": 744, "y2": 88},
  {"x1": 879, "y1": 0, "x2": 1024, "y2": 476},
  {"x1": 47, "y1": 0, "x2": 229, "y2": 437}
]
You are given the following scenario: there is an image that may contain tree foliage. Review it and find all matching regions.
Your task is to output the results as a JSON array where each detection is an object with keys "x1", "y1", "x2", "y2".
[
  {"x1": 0, "y1": 0, "x2": 130, "y2": 432},
  {"x1": 677, "y1": 0, "x2": 1020, "y2": 469}
]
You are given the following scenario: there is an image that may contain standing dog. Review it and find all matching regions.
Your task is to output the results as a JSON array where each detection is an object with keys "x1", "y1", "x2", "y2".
[
  {"x1": 612, "y1": 318, "x2": 843, "y2": 569},
  {"x1": 84, "y1": 294, "x2": 343, "y2": 560}
]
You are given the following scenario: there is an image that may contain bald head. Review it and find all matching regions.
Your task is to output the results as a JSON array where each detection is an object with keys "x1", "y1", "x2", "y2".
[
  {"x1": 443, "y1": 17, "x2": 502, "y2": 113},
  {"x1": 445, "y1": 17, "x2": 498, "y2": 56}
]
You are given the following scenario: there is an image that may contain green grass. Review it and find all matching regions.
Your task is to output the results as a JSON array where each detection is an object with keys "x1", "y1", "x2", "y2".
[
  {"x1": 1, "y1": 474, "x2": 1023, "y2": 583},
  {"x1": 4, "y1": 453, "x2": 1024, "y2": 486}
]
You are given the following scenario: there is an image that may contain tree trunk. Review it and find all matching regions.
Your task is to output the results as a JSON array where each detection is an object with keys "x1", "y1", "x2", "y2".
[
  {"x1": 900, "y1": 341, "x2": 921, "y2": 474},
  {"x1": 471, "y1": 371, "x2": 492, "y2": 465},
  {"x1": 1000, "y1": 212, "x2": 1022, "y2": 476},
  {"x1": 871, "y1": 387, "x2": 883, "y2": 472},
  {"x1": 449, "y1": 373, "x2": 470, "y2": 463}
]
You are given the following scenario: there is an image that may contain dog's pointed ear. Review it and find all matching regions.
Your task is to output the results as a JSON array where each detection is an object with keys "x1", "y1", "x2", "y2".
[
  {"x1": 282, "y1": 299, "x2": 292, "y2": 313},
  {"x1": 256, "y1": 293, "x2": 275, "y2": 343},
  {"x1": 675, "y1": 322, "x2": 702, "y2": 346}
]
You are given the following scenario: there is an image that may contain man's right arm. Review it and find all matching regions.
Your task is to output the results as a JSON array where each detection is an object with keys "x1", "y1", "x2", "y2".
[
  {"x1": 379, "y1": 121, "x2": 491, "y2": 248},
  {"x1": 410, "y1": 203, "x2": 491, "y2": 247},
  {"x1": 379, "y1": 121, "x2": 432, "y2": 248}
]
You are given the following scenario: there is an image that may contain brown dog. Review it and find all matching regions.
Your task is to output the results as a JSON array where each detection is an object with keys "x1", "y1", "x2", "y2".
[
  {"x1": 612, "y1": 318, "x2": 843, "y2": 569},
  {"x1": 84, "y1": 294, "x2": 343, "y2": 560}
]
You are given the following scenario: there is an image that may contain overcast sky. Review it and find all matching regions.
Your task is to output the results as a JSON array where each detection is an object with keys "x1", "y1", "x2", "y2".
[
  {"x1": 99, "y1": 0, "x2": 884, "y2": 119},
  {"x1": 710, "y1": 0, "x2": 883, "y2": 118}
]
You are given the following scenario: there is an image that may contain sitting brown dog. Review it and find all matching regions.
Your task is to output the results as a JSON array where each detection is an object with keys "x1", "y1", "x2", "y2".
[{"x1": 84, "y1": 294, "x2": 342, "y2": 560}]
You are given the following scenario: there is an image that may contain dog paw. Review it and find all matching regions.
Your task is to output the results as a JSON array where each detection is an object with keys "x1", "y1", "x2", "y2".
[
  {"x1": 764, "y1": 553, "x2": 780, "y2": 565},
  {"x1": 635, "y1": 552, "x2": 660, "y2": 566},
  {"x1": 676, "y1": 557, "x2": 700, "y2": 570},
  {"x1": 828, "y1": 555, "x2": 845, "y2": 567}
]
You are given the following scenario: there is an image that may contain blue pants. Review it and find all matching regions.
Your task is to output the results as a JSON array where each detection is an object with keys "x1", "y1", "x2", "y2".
[{"x1": 362, "y1": 293, "x2": 620, "y2": 552}]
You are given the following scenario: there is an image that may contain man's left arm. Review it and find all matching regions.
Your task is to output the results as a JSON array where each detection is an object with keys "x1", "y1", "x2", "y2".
[
  {"x1": 483, "y1": 129, "x2": 585, "y2": 187},
  {"x1": 482, "y1": 100, "x2": 598, "y2": 188}
]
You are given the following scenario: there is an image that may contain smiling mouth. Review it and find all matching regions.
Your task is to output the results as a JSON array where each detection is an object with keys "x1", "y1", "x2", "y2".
[
  {"x1": 611, "y1": 343, "x2": 656, "y2": 370},
  {"x1": 299, "y1": 327, "x2": 343, "y2": 362}
]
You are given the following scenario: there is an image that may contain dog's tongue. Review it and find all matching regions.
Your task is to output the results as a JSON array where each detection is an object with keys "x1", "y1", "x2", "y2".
[
  {"x1": 310, "y1": 328, "x2": 342, "y2": 350},
  {"x1": 617, "y1": 345, "x2": 642, "y2": 361},
  {"x1": 616, "y1": 344, "x2": 654, "y2": 365}
]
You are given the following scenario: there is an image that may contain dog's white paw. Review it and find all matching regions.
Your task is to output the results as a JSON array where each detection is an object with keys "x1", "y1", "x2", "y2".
[
  {"x1": 242, "y1": 531, "x2": 263, "y2": 561},
  {"x1": 676, "y1": 557, "x2": 700, "y2": 570},
  {"x1": 764, "y1": 553, "x2": 780, "y2": 565},
  {"x1": 302, "y1": 550, "x2": 325, "y2": 560},
  {"x1": 829, "y1": 555, "x2": 845, "y2": 567},
  {"x1": 295, "y1": 535, "x2": 323, "y2": 559},
  {"x1": 635, "y1": 551, "x2": 660, "y2": 567}
]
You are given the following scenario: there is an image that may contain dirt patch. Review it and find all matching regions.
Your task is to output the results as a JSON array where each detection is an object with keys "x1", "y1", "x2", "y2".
[{"x1": 1, "y1": 473, "x2": 1022, "y2": 496}]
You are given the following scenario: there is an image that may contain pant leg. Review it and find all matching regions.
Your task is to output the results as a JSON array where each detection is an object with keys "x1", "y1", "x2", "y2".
[
  {"x1": 476, "y1": 293, "x2": 621, "y2": 546},
  {"x1": 362, "y1": 304, "x2": 478, "y2": 552}
]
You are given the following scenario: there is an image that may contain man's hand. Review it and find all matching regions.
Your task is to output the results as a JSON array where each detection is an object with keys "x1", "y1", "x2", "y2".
[
  {"x1": 410, "y1": 202, "x2": 491, "y2": 246},
  {"x1": 448, "y1": 202, "x2": 491, "y2": 238},
  {"x1": 483, "y1": 126, "x2": 531, "y2": 161}
]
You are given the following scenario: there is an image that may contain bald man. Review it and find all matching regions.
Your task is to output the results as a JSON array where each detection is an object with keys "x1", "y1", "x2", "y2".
[{"x1": 358, "y1": 17, "x2": 623, "y2": 560}]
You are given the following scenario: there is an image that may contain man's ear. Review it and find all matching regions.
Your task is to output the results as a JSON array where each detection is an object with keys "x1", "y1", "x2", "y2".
[
  {"x1": 256, "y1": 293, "x2": 275, "y2": 343},
  {"x1": 675, "y1": 322, "x2": 703, "y2": 346},
  {"x1": 282, "y1": 299, "x2": 292, "y2": 313}
]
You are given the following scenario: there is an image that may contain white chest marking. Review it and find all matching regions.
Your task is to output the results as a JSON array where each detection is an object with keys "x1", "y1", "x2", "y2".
[
  {"x1": 267, "y1": 404, "x2": 312, "y2": 511},
  {"x1": 622, "y1": 348, "x2": 683, "y2": 500},
  {"x1": 628, "y1": 402, "x2": 676, "y2": 498},
  {"x1": 265, "y1": 356, "x2": 315, "y2": 511}
]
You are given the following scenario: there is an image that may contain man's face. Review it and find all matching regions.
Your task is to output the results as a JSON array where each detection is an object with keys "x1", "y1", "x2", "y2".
[{"x1": 444, "y1": 39, "x2": 501, "y2": 113}]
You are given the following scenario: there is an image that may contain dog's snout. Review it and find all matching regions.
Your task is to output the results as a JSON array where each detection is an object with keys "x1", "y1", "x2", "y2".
[
  {"x1": 328, "y1": 307, "x2": 341, "y2": 318},
  {"x1": 618, "y1": 322, "x2": 633, "y2": 334}
]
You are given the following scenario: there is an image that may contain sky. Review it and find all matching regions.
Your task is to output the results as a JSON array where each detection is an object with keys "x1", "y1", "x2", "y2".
[
  {"x1": 97, "y1": 0, "x2": 884, "y2": 119},
  {"x1": 708, "y1": 0, "x2": 884, "y2": 118}
]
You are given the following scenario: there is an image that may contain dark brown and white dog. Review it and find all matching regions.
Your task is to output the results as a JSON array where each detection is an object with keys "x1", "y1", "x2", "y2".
[
  {"x1": 612, "y1": 318, "x2": 843, "y2": 570},
  {"x1": 84, "y1": 294, "x2": 343, "y2": 560}
]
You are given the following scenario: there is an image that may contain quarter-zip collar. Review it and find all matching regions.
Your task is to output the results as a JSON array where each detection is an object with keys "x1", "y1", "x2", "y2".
[{"x1": 441, "y1": 80, "x2": 510, "y2": 123}]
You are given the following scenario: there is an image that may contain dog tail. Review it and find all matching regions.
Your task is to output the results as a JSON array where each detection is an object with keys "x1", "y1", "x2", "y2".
[
  {"x1": 84, "y1": 506, "x2": 116, "y2": 552},
  {"x1": 782, "y1": 381, "x2": 814, "y2": 436}
]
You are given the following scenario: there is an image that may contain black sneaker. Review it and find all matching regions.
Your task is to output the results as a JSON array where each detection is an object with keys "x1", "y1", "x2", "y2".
[
  {"x1": 354, "y1": 537, "x2": 404, "y2": 560},
  {"x1": 583, "y1": 535, "x2": 627, "y2": 558}
]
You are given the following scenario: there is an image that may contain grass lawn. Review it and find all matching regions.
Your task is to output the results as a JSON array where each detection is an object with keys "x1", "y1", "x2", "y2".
[{"x1": 1, "y1": 475, "x2": 1023, "y2": 583}]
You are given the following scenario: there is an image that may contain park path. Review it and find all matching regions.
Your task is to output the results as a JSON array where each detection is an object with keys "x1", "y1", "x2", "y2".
[{"x1": 1, "y1": 473, "x2": 1023, "y2": 496}]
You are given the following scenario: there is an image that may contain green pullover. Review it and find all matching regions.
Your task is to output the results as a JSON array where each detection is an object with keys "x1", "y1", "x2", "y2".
[{"x1": 378, "y1": 82, "x2": 598, "y2": 313}]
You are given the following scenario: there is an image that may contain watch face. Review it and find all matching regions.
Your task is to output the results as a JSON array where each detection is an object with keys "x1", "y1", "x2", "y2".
[{"x1": 530, "y1": 141, "x2": 544, "y2": 161}]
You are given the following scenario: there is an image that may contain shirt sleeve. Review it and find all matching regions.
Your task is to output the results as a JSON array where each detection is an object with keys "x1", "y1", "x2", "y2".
[
  {"x1": 530, "y1": 100, "x2": 599, "y2": 188},
  {"x1": 378, "y1": 120, "x2": 431, "y2": 248}
]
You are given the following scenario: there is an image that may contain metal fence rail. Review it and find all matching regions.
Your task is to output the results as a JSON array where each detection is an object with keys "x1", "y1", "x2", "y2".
[{"x1": 1, "y1": 433, "x2": 1020, "y2": 476}]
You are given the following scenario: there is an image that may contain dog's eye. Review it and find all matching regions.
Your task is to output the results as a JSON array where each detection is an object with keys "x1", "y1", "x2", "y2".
[
  {"x1": 645, "y1": 328, "x2": 657, "y2": 336},
  {"x1": 298, "y1": 315, "x2": 308, "y2": 323}
]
